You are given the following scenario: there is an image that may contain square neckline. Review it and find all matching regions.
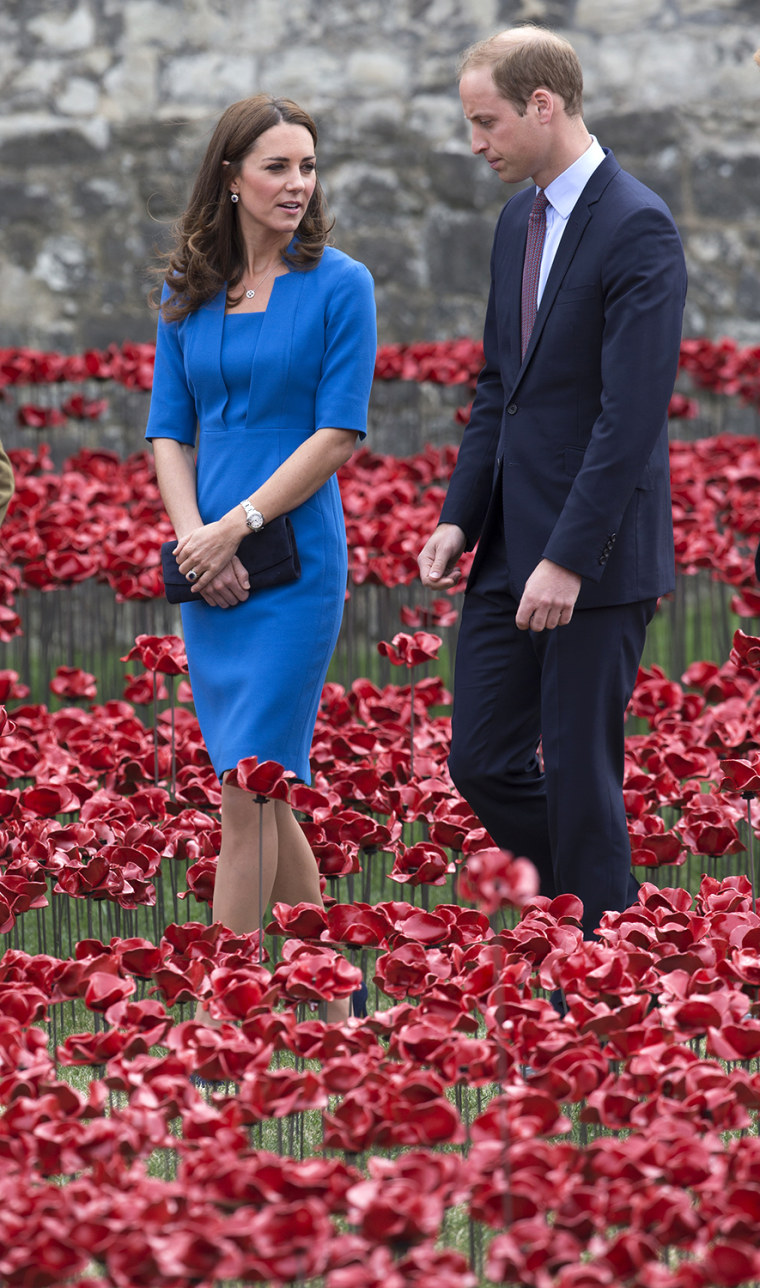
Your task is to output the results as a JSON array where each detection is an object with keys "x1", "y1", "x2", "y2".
[{"x1": 224, "y1": 271, "x2": 287, "y2": 316}]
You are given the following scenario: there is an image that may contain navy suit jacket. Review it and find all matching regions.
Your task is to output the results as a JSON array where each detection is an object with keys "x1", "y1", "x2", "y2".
[{"x1": 440, "y1": 150, "x2": 687, "y2": 609}]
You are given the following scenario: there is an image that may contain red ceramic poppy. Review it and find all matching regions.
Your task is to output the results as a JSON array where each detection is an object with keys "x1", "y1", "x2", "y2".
[
  {"x1": 178, "y1": 856, "x2": 217, "y2": 904},
  {"x1": 679, "y1": 812, "x2": 745, "y2": 858},
  {"x1": 61, "y1": 394, "x2": 109, "y2": 420},
  {"x1": 630, "y1": 830, "x2": 687, "y2": 868},
  {"x1": 121, "y1": 633, "x2": 188, "y2": 676},
  {"x1": 730, "y1": 629, "x2": 760, "y2": 670},
  {"x1": 16, "y1": 402, "x2": 67, "y2": 429},
  {"x1": 324, "y1": 903, "x2": 391, "y2": 947},
  {"x1": 458, "y1": 847, "x2": 540, "y2": 911},
  {"x1": 49, "y1": 667, "x2": 98, "y2": 700},
  {"x1": 267, "y1": 901, "x2": 329, "y2": 939},
  {"x1": 346, "y1": 1177, "x2": 443, "y2": 1245},
  {"x1": 226, "y1": 756, "x2": 295, "y2": 801},
  {"x1": 721, "y1": 757, "x2": 760, "y2": 794},
  {"x1": 377, "y1": 631, "x2": 442, "y2": 668},
  {"x1": 122, "y1": 672, "x2": 169, "y2": 705},
  {"x1": 271, "y1": 941, "x2": 362, "y2": 1003},
  {"x1": 388, "y1": 841, "x2": 452, "y2": 887}
]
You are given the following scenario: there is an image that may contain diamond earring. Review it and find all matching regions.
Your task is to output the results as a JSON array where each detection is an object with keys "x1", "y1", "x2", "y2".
[{"x1": 230, "y1": 192, "x2": 239, "y2": 203}]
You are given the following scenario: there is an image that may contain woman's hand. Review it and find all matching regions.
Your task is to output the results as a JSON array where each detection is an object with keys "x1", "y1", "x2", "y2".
[
  {"x1": 199, "y1": 554, "x2": 250, "y2": 608},
  {"x1": 174, "y1": 520, "x2": 250, "y2": 607}
]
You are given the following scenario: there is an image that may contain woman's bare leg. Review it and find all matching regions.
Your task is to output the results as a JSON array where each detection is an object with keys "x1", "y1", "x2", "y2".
[
  {"x1": 271, "y1": 800, "x2": 350, "y2": 1023},
  {"x1": 270, "y1": 799, "x2": 324, "y2": 906},
  {"x1": 195, "y1": 783, "x2": 277, "y2": 1025},
  {"x1": 198, "y1": 792, "x2": 349, "y2": 1024},
  {"x1": 212, "y1": 782, "x2": 278, "y2": 932}
]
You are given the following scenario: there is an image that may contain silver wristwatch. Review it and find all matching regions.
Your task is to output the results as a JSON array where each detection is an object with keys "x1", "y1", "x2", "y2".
[{"x1": 240, "y1": 499, "x2": 265, "y2": 533}]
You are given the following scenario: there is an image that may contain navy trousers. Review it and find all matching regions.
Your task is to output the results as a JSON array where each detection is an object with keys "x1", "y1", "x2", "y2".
[{"x1": 449, "y1": 523, "x2": 654, "y2": 939}]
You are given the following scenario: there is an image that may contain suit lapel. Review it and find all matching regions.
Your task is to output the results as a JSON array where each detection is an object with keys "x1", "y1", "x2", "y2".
[{"x1": 518, "y1": 151, "x2": 620, "y2": 372}]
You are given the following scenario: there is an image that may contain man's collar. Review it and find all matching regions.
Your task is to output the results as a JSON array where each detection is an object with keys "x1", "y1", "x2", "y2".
[{"x1": 541, "y1": 137, "x2": 606, "y2": 218}]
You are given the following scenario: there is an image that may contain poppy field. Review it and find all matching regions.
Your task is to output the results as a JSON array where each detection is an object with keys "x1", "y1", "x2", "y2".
[{"x1": 0, "y1": 337, "x2": 760, "y2": 1286}]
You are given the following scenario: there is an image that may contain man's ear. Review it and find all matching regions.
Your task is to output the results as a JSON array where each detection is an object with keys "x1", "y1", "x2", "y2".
[{"x1": 532, "y1": 88, "x2": 554, "y2": 122}]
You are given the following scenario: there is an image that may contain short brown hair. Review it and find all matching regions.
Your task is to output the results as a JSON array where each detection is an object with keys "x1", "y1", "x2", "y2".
[
  {"x1": 458, "y1": 26, "x2": 584, "y2": 118},
  {"x1": 156, "y1": 95, "x2": 332, "y2": 322}
]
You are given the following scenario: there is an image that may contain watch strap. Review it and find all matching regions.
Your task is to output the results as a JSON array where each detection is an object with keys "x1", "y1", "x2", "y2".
[{"x1": 240, "y1": 499, "x2": 264, "y2": 532}]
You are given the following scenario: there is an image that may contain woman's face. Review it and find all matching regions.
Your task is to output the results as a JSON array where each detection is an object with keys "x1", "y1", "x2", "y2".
[{"x1": 229, "y1": 121, "x2": 317, "y2": 240}]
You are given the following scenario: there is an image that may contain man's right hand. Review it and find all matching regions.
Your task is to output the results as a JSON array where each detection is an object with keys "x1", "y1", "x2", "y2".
[{"x1": 418, "y1": 523, "x2": 466, "y2": 588}]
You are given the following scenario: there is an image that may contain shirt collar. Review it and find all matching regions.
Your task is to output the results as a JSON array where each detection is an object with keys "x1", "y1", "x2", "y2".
[{"x1": 542, "y1": 136, "x2": 606, "y2": 220}]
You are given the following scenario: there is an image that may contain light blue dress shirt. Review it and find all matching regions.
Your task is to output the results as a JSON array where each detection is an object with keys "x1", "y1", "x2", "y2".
[{"x1": 537, "y1": 137, "x2": 606, "y2": 305}]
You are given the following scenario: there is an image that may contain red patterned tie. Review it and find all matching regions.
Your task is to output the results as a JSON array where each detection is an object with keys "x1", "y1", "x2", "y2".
[{"x1": 521, "y1": 189, "x2": 550, "y2": 359}]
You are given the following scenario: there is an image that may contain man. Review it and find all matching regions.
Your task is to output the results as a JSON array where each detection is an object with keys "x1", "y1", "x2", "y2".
[{"x1": 419, "y1": 25, "x2": 687, "y2": 939}]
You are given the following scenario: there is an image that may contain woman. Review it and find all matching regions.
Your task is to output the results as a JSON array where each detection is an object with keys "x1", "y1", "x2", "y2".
[
  {"x1": 0, "y1": 440, "x2": 13, "y2": 526},
  {"x1": 146, "y1": 95, "x2": 376, "y2": 1022}
]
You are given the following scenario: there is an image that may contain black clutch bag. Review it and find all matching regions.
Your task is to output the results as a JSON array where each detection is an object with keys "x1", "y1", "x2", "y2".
[{"x1": 161, "y1": 515, "x2": 300, "y2": 605}]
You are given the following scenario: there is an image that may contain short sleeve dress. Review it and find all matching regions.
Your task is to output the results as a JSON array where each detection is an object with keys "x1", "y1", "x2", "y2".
[{"x1": 145, "y1": 247, "x2": 377, "y2": 782}]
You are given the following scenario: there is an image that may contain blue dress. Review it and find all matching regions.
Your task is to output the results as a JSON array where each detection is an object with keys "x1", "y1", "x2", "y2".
[{"x1": 145, "y1": 247, "x2": 377, "y2": 781}]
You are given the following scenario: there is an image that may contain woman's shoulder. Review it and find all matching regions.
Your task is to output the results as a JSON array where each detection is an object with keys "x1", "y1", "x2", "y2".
[
  {"x1": 314, "y1": 245, "x2": 374, "y2": 285},
  {"x1": 156, "y1": 270, "x2": 227, "y2": 323}
]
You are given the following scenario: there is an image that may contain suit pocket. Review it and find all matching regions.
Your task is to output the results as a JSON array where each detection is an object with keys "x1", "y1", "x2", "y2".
[
  {"x1": 555, "y1": 284, "x2": 599, "y2": 304},
  {"x1": 563, "y1": 446, "x2": 655, "y2": 491}
]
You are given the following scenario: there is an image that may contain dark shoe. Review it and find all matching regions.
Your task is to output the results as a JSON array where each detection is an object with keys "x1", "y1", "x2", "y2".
[
  {"x1": 190, "y1": 1072, "x2": 225, "y2": 1092},
  {"x1": 549, "y1": 988, "x2": 568, "y2": 1018},
  {"x1": 351, "y1": 980, "x2": 368, "y2": 1018}
]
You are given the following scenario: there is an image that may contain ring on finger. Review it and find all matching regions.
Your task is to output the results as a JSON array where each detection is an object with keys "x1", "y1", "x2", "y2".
[{"x1": 186, "y1": 569, "x2": 199, "y2": 583}]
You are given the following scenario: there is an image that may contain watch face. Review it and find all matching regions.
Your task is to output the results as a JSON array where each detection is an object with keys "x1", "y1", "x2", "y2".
[{"x1": 242, "y1": 501, "x2": 263, "y2": 531}]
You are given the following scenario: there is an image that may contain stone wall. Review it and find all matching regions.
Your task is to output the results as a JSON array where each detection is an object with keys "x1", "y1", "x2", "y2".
[{"x1": 2, "y1": 0, "x2": 760, "y2": 357}]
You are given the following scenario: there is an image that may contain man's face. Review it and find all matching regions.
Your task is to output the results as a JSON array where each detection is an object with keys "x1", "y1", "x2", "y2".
[{"x1": 459, "y1": 66, "x2": 541, "y2": 185}]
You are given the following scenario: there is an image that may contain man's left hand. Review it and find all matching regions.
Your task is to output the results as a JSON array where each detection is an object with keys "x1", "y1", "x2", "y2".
[{"x1": 516, "y1": 559, "x2": 582, "y2": 632}]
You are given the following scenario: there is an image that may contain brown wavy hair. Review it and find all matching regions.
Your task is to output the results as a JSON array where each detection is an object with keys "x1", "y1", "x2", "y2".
[{"x1": 154, "y1": 95, "x2": 333, "y2": 322}]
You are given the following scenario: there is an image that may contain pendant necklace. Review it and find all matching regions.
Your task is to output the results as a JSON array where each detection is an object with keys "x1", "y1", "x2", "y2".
[{"x1": 244, "y1": 263, "x2": 277, "y2": 299}]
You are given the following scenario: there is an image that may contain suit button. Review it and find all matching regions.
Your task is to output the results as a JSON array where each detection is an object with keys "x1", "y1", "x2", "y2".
[{"x1": 506, "y1": 403, "x2": 518, "y2": 415}]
